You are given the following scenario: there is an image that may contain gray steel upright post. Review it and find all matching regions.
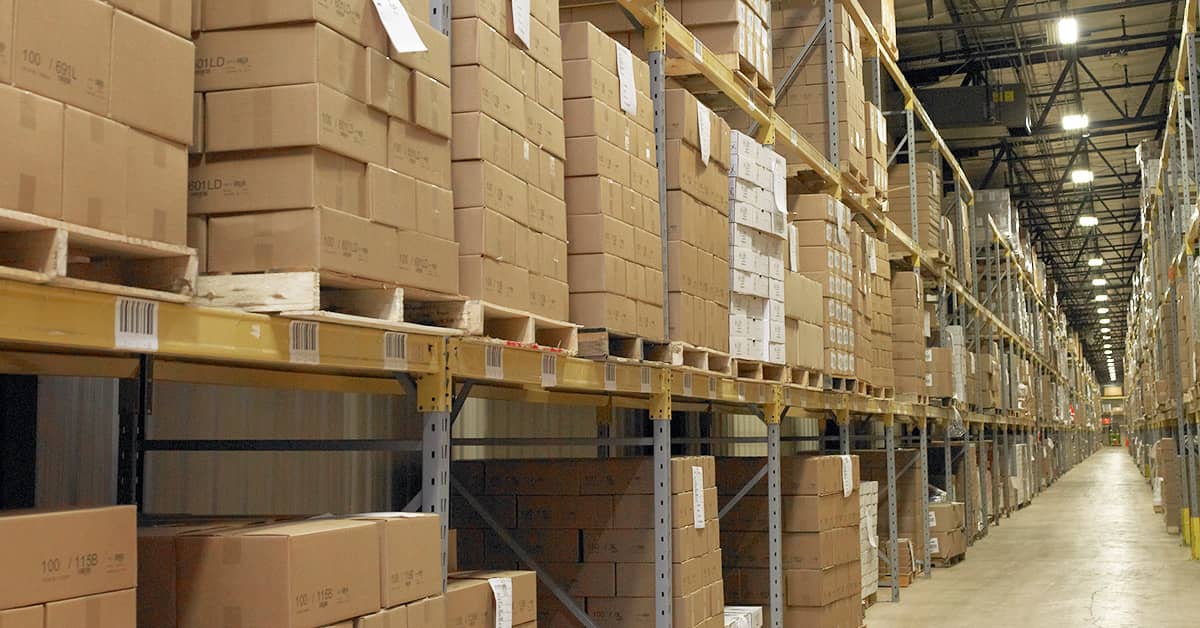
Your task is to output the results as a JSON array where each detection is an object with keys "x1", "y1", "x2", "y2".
[
  {"x1": 885, "y1": 421, "x2": 901, "y2": 601},
  {"x1": 1167, "y1": 133, "x2": 1194, "y2": 544},
  {"x1": 979, "y1": 426, "x2": 989, "y2": 534},
  {"x1": 944, "y1": 425, "x2": 953, "y2": 498},
  {"x1": 1183, "y1": 30, "x2": 1200, "y2": 553},
  {"x1": 651, "y1": 47, "x2": 669, "y2": 330},
  {"x1": 767, "y1": 422, "x2": 784, "y2": 627},
  {"x1": 963, "y1": 424, "x2": 974, "y2": 546},
  {"x1": 824, "y1": 0, "x2": 840, "y2": 167},
  {"x1": 422, "y1": 409, "x2": 451, "y2": 588},
  {"x1": 920, "y1": 421, "x2": 932, "y2": 577},
  {"x1": 654, "y1": 417, "x2": 673, "y2": 625}
]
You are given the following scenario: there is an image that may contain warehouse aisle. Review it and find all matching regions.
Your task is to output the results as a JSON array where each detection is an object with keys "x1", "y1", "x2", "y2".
[{"x1": 866, "y1": 448, "x2": 1200, "y2": 628}]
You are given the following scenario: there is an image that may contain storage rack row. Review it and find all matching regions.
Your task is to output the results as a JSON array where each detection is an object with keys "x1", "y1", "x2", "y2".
[
  {"x1": 0, "y1": 1, "x2": 1099, "y2": 627},
  {"x1": 1125, "y1": 0, "x2": 1200, "y2": 559}
]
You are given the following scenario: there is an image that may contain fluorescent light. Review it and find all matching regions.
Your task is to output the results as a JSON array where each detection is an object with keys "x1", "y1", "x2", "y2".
[
  {"x1": 1094, "y1": 294, "x2": 1109, "y2": 302},
  {"x1": 1079, "y1": 215, "x2": 1099, "y2": 227},
  {"x1": 1088, "y1": 257, "x2": 1104, "y2": 267},
  {"x1": 1099, "y1": 318, "x2": 1111, "y2": 324},
  {"x1": 1092, "y1": 277, "x2": 1108, "y2": 286},
  {"x1": 1103, "y1": 344, "x2": 1111, "y2": 349},
  {"x1": 1104, "y1": 349, "x2": 1112, "y2": 355},
  {"x1": 1058, "y1": 17, "x2": 1079, "y2": 44},
  {"x1": 1101, "y1": 327, "x2": 1111, "y2": 333},
  {"x1": 1071, "y1": 169, "x2": 1095, "y2": 184},
  {"x1": 1062, "y1": 113, "x2": 1090, "y2": 130},
  {"x1": 1102, "y1": 335, "x2": 1111, "y2": 340}
]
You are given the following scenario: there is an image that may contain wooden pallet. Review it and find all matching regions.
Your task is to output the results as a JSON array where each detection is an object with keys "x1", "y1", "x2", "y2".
[
  {"x1": 0, "y1": 207, "x2": 197, "y2": 302},
  {"x1": 931, "y1": 553, "x2": 965, "y2": 568},
  {"x1": 194, "y1": 271, "x2": 463, "y2": 335},
  {"x1": 823, "y1": 375, "x2": 856, "y2": 392},
  {"x1": 878, "y1": 571, "x2": 916, "y2": 588},
  {"x1": 788, "y1": 367, "x2": 822, "y2": 390},
  {"x1": 578, "y1": 328, "x2": 666, "y2": 362},
  {"x1": 664, "y1": 51, "x2": 773, "y2": 99},
  {"x1": 861, "y1": 592, "x2": 878, "y2": 610},
  {"x1": 407, "y1": 299, "x2": 579, "y2": 355},
  {"x1": 644, "y1": 341, "x2": 732, "y2": 376},
  {"x1": 896, "y1": 392, "x2": 930, "y2": 406},
  {"x1": 732, "y1": 358, "x2": 788, "y2": 382},
  {"x1": 873, "y1": 386, "x2": 896, "y2": 400}
]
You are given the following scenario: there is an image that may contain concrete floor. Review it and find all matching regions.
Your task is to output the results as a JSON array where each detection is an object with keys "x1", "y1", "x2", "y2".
[{"x1": 865, "y1": 447, "x2": 1200, "y2": 628}]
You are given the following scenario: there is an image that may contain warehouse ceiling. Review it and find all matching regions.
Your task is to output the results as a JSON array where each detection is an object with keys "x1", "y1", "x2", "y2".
[{"x1": 893, "y1": 0, "x2": 1176, "y2": 385}]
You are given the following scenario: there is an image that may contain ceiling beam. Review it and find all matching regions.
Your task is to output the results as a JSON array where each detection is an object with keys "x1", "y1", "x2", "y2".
[{"x1": 895, "y1": 0, "x2": 1173, "y2": 34}]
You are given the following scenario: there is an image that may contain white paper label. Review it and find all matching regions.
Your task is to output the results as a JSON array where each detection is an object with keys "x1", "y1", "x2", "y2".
[
  {"x1": 289, "y1": 320, "x2": 319, "y2": 364},
  {"x1": 928, "y1": 537, "x2": 940, "y2": 555},
  {"x1": 708, "y1": 376, "x2": 717, "y2": 397},
  {"x1": 927, "y1": 511, "x2": 937, "y2": 527},
  {"x1": 839, "y1": 454, "x2": 854, "y2": 497},
  {"x1": 738, "y1": 382, "x2": 746, "y2": 401},
  {"x1": 693, "y1": 37, "x2": 703, "y2": 61},
  {"x1": 616, "y1": 44, "x2": 636, "y2": 115},
  {"x1": 771, "y1": 153, "x2": 787, "y2": 213},
  {"x1": 114, "y1": 297, "x2": 159, "y2": 351},
  {"x1": 683, "y1": 372, "x2": 694, "y2": 396},
  {"x1": 697, "y1": 101, "x2": 712, "y2": 165},
  {"x1": 541, "y1": 353, "x2": 558, "y2": 387},
  {"x1": 383, "y1": 332, "x2": 409, "y2": 371},
  {"x1": 641, "y1": 366, "x2": 652, "y2": 393},
  {"x1": 511, "y1": 0, "x2": 531, "y2": 47},
  {"x1": 485, "y1": 345, "x2": 504, "y2": 379},
  {"x1": 692, "y1": 466, "x2": 707, "y2": 528},
  {"x1": 604, "y1": 362, "x2": 617, "y2": 391},
  {"x1": 788, "y1": 224, "x2": 800, "y2": 271},
  {"x1": 371, "y1": 0, "x2": 427, "y2": 53},
  {"x1": 867, "y1": 239, "x2": 878, "y2": 273},
  {"x1": 488, "y1": 577, "x2": 514, "y2": 628}
]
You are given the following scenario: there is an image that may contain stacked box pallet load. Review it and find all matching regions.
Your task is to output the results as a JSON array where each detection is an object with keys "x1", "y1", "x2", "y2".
[
  {"x1": 887, "y1": 160, "x2": 942, "y2": 254},
  {"x1": 859, "y1": 0, "x2": 898, "y2": 58},
  {"x1": 973, "y1": 189, "x2": 1018, "y2": 248},
  {"x1": 142, "y1": 513, "x2": 456, "y2": 627},
  {"x1": 870, "y1": 240, "x2": 896, "y2": 394},
  {"x1": 719, "y1": 455, "x2": 864, "y2": 628},
  {"x1": 728, "y1": 131, "x2": 789, "y2": 366},
  {"x1": 1011, "y1": 442, "x2": 1032, "y2": 506},
  {"x1": 725, "y1": 606, "x2": 765, "y2": 628},
  {"x1": 955, "y1": 443, "x2": 982, "y2": 536},
  {"x1": 561, "y1": 22, "x2": 664, "y2": 339},
  {"x1": 452, "y1": 457, "x2": 725, "y2": 627},
  {"x1": 192, "y1": 1, "x2": 460, "y2": 295},
  {"x1": 785, "y1": 273, "x2": 825, "y2": 385},
  {"x1": 667, "y1": 89, "x2": 734, "y2": 353},
  {"x1": 451, "y1": 0, "x2": 569, "y2": 319},
  {"x1": 1155, "y1": 438, "x2": 1183, "y2": 532},
  {"x1": 980, "y1": 341, "x2": 1004, "y2": 409},
  {"x1": 1, "y1": 0, "x2": 193, "y2": 288},
  {"x1": 788, "y1": 194, "x2": 854, "y2": 387},
  {"x1": 865, "y1": 100, "x2": 889, "y2": 200},
  {"x1": 859, "y1": 481, "x2": 880, "y2": 603},
  {"x1": 849, "y1": 223, "x2": 874, "y2": 391},
  {"x1": 927, "y1": 326, "x2": 966, "y2": 402},
  {"x1": 891, "y1": 270, "x2": 929, "y2": 399},
  {"x1": 927, "y1": 502, "x2": 967, "y2": 564},
  {"x1": 858, "y1": 450, "x2": 926, "y2": 566},
  {"x1": 772, "y1": 0, "x2": 868, "y2": 186},
  {"x1": 1, "y1": 507, "x2": 136, "y2": 627}
]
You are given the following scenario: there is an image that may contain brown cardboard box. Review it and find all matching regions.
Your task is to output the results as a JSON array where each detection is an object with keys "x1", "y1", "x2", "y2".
[
  {"x1": 452, "y1": 112, "x2": 511, "y2": 167},
  {"x1": 396, "y1": 230, "x2": 459, "y2": 292},
  {"x1": 350, "y1": 514, "x2": 442, "y2": 607},
  {"x1": 529, "y1": 185, "x2": 567, "y2": 240},
  {"x1": 568, "y1": 253, "x2": 626, "y2": 294},
  {"x1": 111, "y1": 0, "x2": 191, "y2": 37},
  {"x1": 207, "y1": 206, "x2": 395, "y2": 281},
  {"x1": 206, "y1": 83, "x2": 388, "y2": 165},
  {"x1": 535, "y1": 63, "x2": 564, "y2": 117},
  {"x1": 452, "y1": 160, "x2": 529, "y2": 225},
  {"x1": 195, "y1": 24, "x2": 368, "y2": 99},
  {"x1": 722, "y1": 494, "x2": 859, "y2": 532},
  {"x1": 356, "y1": 605, "x2": 408, "y2": 628},
  {"x1": 0, "y1": 606, "x2": 42, "y2": 628},
  {"x1": 388, "y1": 118, "x2": 451, "y2": 187},
  {"x1": 202, "y1": 0, "x2": 387, "y2": 50},
  {"x1": 527, "y1": 17, "x2": 563, "y2": 76},
  {"x1": 929, "y1": 502, "x2": 965, "y2": 533},
  {"x1": 542, "y1": 562, "x2": 617, "y2": 597},
  {"x1": 516, "y1": 495, "x2": 615, "y2": 529},
  {"x1": 111, "y1": 10, "x2": 194, "y2": 144},
  {"x1": 415, "y1": 181, "x2": 455, "y2": 240},
  {"x1": 366, "y1": 50, "x2": 413, "y2": 119},
  {"x1": 452, "y1": 64, "x2": 525, "y2": 134},
  {"x1": 665, "y1": 140, "x2": 727, "y2": 210},
  {"x1": 566, "y1": 175, "x2": 622, "y2": 217},
  {"x1": 0, "y1": 506, "x2": 136, "y2": 610},
  {"x1": 413, "y1": 72, "x2": 452, "y2": 138},
  {"x1": 537, "y1": 149, "x2": 565, "y2": 200},
  {"x1": 568, "y1": 213, "x2": 634, "y2": 260},
  {"x1": 571, "y1": 292, "x2": 636, "y2": 333},
  {"x1": 129, "y1": 125, "x2": 186, "y2": 252},
  {"x1": 449, "y1": 571, "x2": 537, "y2": 625},
  {"x1": 14, "y1": 0, "x2": 112, "y2": 115},
  {"x1": 716, "y1": 455, "x2": 859, "y2": 497},
  {"x1": 188, "y1": 148, "x2": 366, "y2": 217},
  {"x1": 459, "y1": 255, "x2": 529, "y2": 307},
  {"x1": 63, "y1": 107, "x2": 127, "y2": 233},
  {"x1": 407, "y1": 595, "x2": 447, "y2": 628},
  {"x1": 0, "y1": 78, "x2": 64, "y2": 222},
  {"x1": 190, "y1": 93, "x2": 204, "y2": 154},
  {"x1": 563, "y1": 97, "x2": 620, "y2": 143},
  {"x1": 560, "y1": 21, "x2": 617, "y2": 64},
  {"x1": 450, "y1": 17, "x2": 509, "y2": 78},
  {"x1": 456, "y1": 206, "x2": 518, "y2": 262},
  {"x1": 451, "y1": 0, "x2": 508, "y2": 33},
  {"x1": 722, "y1": 528, "x2": 858, "y2": 570},
  {"x1": 565, "y1": 137, "x2": 629, "y2": 185},
  {"x1": 393, "y1": 19, "x2": 451, "y2": 85},
  {"x1": 366, "y1": 164, "x2": 417, "y2": 229},
  {"x1": 508, "y1": 49, "x2": 536, "y2": 98},
  {"x1": 562, "y1": 59, "x2": 619, "y2": 108},
  {"x1": 177, "y1": 519, "x2": 381, "y2": 628},
  {"x1": 525, "y1": 98, "x2": 566, "y2": 159},
  {"x1": 44, "y1": 588, "x2": 136, "y2": 628}
]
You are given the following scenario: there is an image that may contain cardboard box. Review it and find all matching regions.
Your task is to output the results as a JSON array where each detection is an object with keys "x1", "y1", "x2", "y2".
[
  {"x1": 525, "y1": 97, "x2": 566, "y2": 159},
  {"x1": 0, "y1": 0, "x2": 10, "y2": 85},
  {"x1": 450, "y1": 17, "x2": 509, "y2": 78},
  {"x1": 413, "y1": 72, "x2": 452, "y2": 138},
  {"x1": 562, "y1": 59, "x2": 619, "y2": 108},
  {"x1": 452, "y1": 64, "x2": 525, "y2": 134},
  {"x1": 537, "y1": 149, "x2": 565, "y2": 200},
  {"x1": 0, "y1": 606, "x2": 42, "y2": 628},
  {"x1": 111, "y1": 0, "x2": 191, "y2": 37},
  {"x1": 459, "y1": 255, "x2": 529, "y2": 308},
  {"x1": 717, "y1": 455, "x2": 860, "y2": 497},
  {"x1": 452, "y1": 160, "x2": 529, "y2": 225},
  {"x1": 452, "y1": 112, "x2": 511, "y2": 168},
  {"x1": 928, "y1": 502, "x2": 965, "y2": 533},
  {"x1": 44, "y1": 588, "x2": 136, "y2": 628},
  {"x1": 207, "y1": 206, "x2": 396, "y2": 282},
  {"x1": 127, "y1": 128, "x2": 189, "y2": 245},
  {"x1": 396, "y1": 230, "x2": 460, "y2": 292},
  {"x1": 189, "y1": 148, "x2": 366, "y2": 217},
  {"x1": 355, "y1": 605, "x2": 408, "y2": 628},
  {"x1": 388, "y1": 118, "x2": 451, "y2": 187},
  {"x1": 0, "y1": 506, "x2": 136, "y2": 610},
  {"x1": 568, "y1": 253, "x2": 627, "y2": 294},
  {"x1": 508, "y1": 49, "x2": 536, "y2": 98},
  {"x1": 63, "y1": 106, "x2": 127, "y2": 233},
  {"x1": 195, "y1": 24, "x2": 368, "y2": 98},
  {"x1": 415, "y1": 180, "x2": 455, "y2": 240},
  {"x1": 722, "y1": 494, "x2": 859, "y2": 532},
  {"x1": 560, "y1": 21, "x2": 617, "y2": 64},
  {"x1": 202, "y1": 0, "x2": 388, "y2": 50},
  {"x1": 456, "y1": 206, "x2": 519, "y2": 262},
  {"x1": 665, "y1": 139, "x2": 727, "y2": 211},
  {"x1": 366, "y1": 164, "x2": 417, "y2": 229},
  {"x1": 111, "y1": 10, "x2": 193, "y2": 144},
  {"x1": 528, "y1": 184, "x2": 567, "y2": 240},
  {"x1": 190, "y1": 93, "x2": 204, "y2": 154},
  {"x1": 407, "y1": 594, "x2": 447, "y2": 628},
  {"x1": 206, "y1": 83, "x2": 388, "y2": 165},
  {"x1": 14, "y1": 0, "x2": 112, "y2": 115},
  {"x1": 723, "y1": 528, "x2": 858, "y2": 570},
  {"x1": 350, "y1": 514, "x2": 442, "y2": 607},
  {"x1": 448, "y1": 571, "x2": 537, "y2": 625},
  {"x1": 566, "y1": 136, "x2": 629, "y2": 183},
  {"x1": 366, "y1": 50, "x2": 413, "y2": 119},
  {"x1": 571, "y1": 292, "x2": 636, "y2": 332},
  {"x1": 393, "y1": 18, "x2": 451, "y2": 85},
  {"x1": 568, "y1": 213, "x2": 634, "y2": 260},
  {"x1": 542, "y1": 562, "x2": 617, "y2": 597},
  {"x1": 177, "y1": 520, "x2": 381, "y2": 628}
]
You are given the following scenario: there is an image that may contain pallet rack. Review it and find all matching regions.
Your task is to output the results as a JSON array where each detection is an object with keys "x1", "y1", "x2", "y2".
[
  {"x1": 0, "y1": 0, "x2": 1101, "y2": 626},
  {"x1": 1126, "y1": 0, "x2": 1200, "y2": 560}
]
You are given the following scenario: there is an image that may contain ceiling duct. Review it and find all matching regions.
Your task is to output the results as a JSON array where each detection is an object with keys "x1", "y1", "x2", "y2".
[{"x1": 914, "y1": 84, "x2": 1032, "y2": 138}]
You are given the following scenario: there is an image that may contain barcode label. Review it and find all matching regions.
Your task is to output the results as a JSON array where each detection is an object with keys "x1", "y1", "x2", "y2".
[
  {"x1": 928, "y1": 511, "x2": 937, "y2": 527},
  {"x1": 541, "y1": 353, "x2": 558, "y2": 388},
  {"x1": 114, "y1": 297, "x2": 158, "y2": 351},
  {"x1": 683, "y1": 372, "x2": 693, "y2": 396},
  {"x1": 640, "y1": 366, "x2": 652, "y2": 393},
  {"x1": 488, "y1": 577, "x2": 514, "y2": 628},
  {"x1": 485, "y1": 345, "x2": 504, "y2": 379},
  {"x1": 511, "y1": 0, "x2": 530, "y2": 47},
  {"x1": 383, "y1": 332, "x2": 408, "y2": 371},
  {"x1": 738, "y1": 382, "x2": 746, "y2": 401},
  {"x1": 708, "y1": 376, "x2": 717, "y2": 397},
  {"x1": 692, "y1": 466, "x2": 706, "y2": 528},
  {"x1": 693, "y1": 38, "x2": 703, "y2": 61},
  {"x1": 928, "y1": 537, "x2": 940, "y2": 555},
  {"x1": 604, "y1": 363, "x2": 617, "y2": 391},
  {"x1": 289, "y1": 321, "x2": 319, "y2": 364}
]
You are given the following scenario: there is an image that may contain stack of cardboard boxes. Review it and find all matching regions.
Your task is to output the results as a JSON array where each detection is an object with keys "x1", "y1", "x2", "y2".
[
  {"x1": 1, "y1": 0, "x2": 192, "y2": 244},
  {"x1": 865, "y1": 101, "x2": 889, "y2": 197},
  {"x1": 859, "y1": 450, "x2": 926, "y2": 565},
  {"x1": 785, "y1": 273, "x2": 826, "y2": 373},
  {"x1": 869, "y1": 240, "x2": 896, "y2": 391},
  {"x1": 666, "y1": 89, "x2": 734, "y2": 351},
  {"x1": 191, "y1": 1, "x2": 460, "y2": 293},
  {"x1": 772, "y1": 0, "x2": 867, "y2": 182},
  {"x1": 927, "y1": 502, "x2": 967, "y2": 563},
  {"x1": 973, "y1": 188, "x2": 1018, "y2": 247},
  {"x1": 728, "y1": 130, "x2": 789, "y2": 364},
  {"x1": 789, "y1": 194, "x2": 855, "y2": 381},
  {"x1": 887, "y1": 161, "x2": 942, "y2": 254},
  {"x1": 850, "y1": 223, "x2": 874, "y2": 387},
  {"x1": 719, "y1": 455, "x2": 864, "y2": 628},
  {"x1": 1156, "y1": 438, "x2": 1183, "y2": 531},
  {"x1": 452, "y1": 457, "x2": 725, "y2": 628},
  {"x1": 451, "y1": 0, "x2": 569, "y2": 319},
  {"x1": 140, "y1": 513, "x2": 451, "y2": 627},
  {"x1": 561, "y1": 21, "x2": 664, "y2": 338},
  {"x1": 860, "y1": 0, "x2": 897, "y2": 54},
  {"x1": 891, "y1": 270, "x2": 929, "y2": 397},
  {"x1": 447, "y1": 570, "x2": 538, "y2": 628},
  {"x1": 1, "y1": 507, "x2": 136, "y2": 628},
  {"x1": 858, "y1": 481, "x2": 879, "y2": 602},
  {"x1": 955, "y1": 443, "x2": 983, "y2": 538}
]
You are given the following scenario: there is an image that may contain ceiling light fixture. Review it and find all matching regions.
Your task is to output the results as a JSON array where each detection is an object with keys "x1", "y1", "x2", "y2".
[
  {"x1": 1062, "y1": 113, "x2": 1090, "y2": 130},
  {"x1": 1094, "y1": 294, "x2": 1109, "y2": 302},
  {"x1": 1103, "y1": 344, "x2": 1111, "y2": 349},
  {"x1": 1101, "y1": 327, "x2": 1111, "y2": 333},
  {"x1": 1088, "y1": 257, "x2": 1104, "y2": 267},
  {"x1": 1071, "y1": 169, "x2": 1095, "y2": 184},
  {"x1": 1079, "y1": 215, "x2": 1099, "y2": 227},
  {"x1": 1092, "y1": 277, "x2": 1108, "y2": 287},
  {"x1": 1057, "y1": 17, "x2": 1080, "y2": 44},
  {"x1": 1097, "y1": 307, "x2": 1110, "y2": 314}
]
